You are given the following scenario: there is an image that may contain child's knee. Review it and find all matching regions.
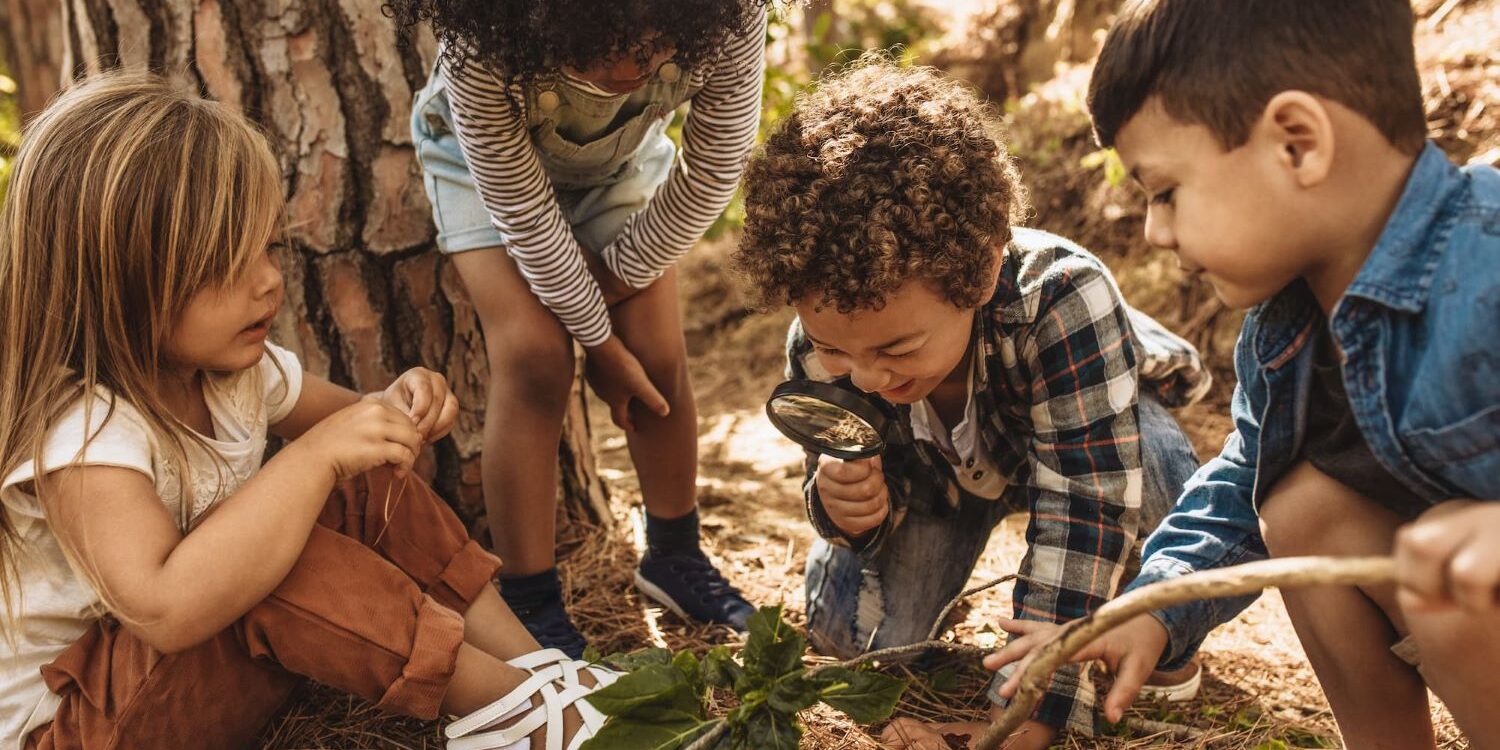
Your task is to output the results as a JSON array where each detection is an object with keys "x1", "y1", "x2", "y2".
[
  {"x1": 485, "y1": 330, "x2": 575, "y2": 406},
  {"x1": 1259, "y1": 462, "x2": 1375, "y2": 556}
]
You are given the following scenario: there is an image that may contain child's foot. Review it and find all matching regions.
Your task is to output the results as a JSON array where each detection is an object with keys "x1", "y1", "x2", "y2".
[
  {"x1": 1139, "y1": 656, "x2": 1202, "y2": 702},
  {"x1": 634, "y1": 549, "x2": 756, "y2": 630}
]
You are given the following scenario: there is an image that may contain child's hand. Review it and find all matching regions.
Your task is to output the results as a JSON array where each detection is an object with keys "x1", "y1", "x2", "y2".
[
  {"x1": 584, "y1": 335, "x2": 670, "y2": 432},
  {"x1": 1395, "y1": 499, "x2": 1500, "y2": 614},
  {"x1": 814, "y1": 454, "x2": 889, "y2": 538},
  {"x1": 582, "y1": 247, "x2": 644, "y2": 307},
  {"x1": 986, "y1": 613, "x2": 1170, "y2": 723},
  {"x1": 294, "y1": 399, "x2": 424, "y2": 482},
  {"x1": 378, "y1": 367, "x2": 459, "y2": 442}
]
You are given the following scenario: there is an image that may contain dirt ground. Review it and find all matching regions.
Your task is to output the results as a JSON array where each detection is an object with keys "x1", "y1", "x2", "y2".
[{"x1": 259, "y1": 1, "x2": 1497, "y2": 747}]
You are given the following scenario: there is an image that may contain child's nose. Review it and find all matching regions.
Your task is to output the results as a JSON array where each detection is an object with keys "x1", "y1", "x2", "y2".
[
  {"x1": 848, "y1": 364, "x2": 893, "y2": 394},
  {"x1": 1144, "y1": 206, "x2": 1176, "y2": 250}
]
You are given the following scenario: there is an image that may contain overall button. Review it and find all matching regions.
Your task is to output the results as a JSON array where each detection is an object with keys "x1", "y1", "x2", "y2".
[
  {"x1": 537, "y1": 89, "x2": 562, "y2": 114},
  {"x1": 658, "y1": 62, "x2": 681, "y2": 83},
  {"x1": 965, "y1": 457, "x2": 975, "y2": 468}
]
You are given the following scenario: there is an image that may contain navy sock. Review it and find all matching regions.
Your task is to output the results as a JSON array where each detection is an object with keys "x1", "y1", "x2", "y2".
[
  {"x1": 498, "y1": 568, "x2": 563, "y2": 610},
  {"x1": 645, "y1": 509, "x2": 702, "y2": 555}
]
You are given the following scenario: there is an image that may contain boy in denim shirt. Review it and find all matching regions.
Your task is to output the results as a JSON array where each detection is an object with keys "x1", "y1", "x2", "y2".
[
  {"x1": 989, "y1": 1, "x2": 1500, "y2": 747},
  {"x1": 733, "y1": 61, "x2": 1212, "y2": 748}
]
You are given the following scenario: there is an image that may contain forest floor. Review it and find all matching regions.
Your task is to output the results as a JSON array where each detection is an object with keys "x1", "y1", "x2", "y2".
[{"x1": 261, "y1": 1, "x2": 1496, "y2": 747}]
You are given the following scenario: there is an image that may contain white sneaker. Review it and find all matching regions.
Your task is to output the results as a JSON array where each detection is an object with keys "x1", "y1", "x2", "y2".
[
  {"x1": 1137, "y1": 659, "x2": 1202, "y2": 703},
  {"x1": 445, "y1": 649, "x2": 620, "y2": 750}
]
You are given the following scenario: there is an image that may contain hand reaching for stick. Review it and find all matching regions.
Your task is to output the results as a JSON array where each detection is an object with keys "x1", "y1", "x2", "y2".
[{"x1": 986, "y1": 615, "x2": 1170, "y2": 724}]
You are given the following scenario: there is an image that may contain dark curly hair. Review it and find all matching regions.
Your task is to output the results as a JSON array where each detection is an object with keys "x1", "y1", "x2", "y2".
[
  {"x1": 384, "y1": 0, "x2": 766, "y2": 88},
  {"x1": 734, "y1": 59, "x2": 1028, "y2": 314}
]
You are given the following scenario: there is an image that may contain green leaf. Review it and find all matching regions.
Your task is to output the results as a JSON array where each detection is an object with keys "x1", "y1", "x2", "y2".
[
  {"x1": 582, "y1": 644, "x2": 603, "y2": 664},
  {"x1": 1250, "y1": 741, "x2": 1290, "y2": 750},
  {"x1": 807, "y1": 666, "x2": 907, "y2": 724},
  {"x1": 701, "y1": 645, "x2": 744, "y2": 689},
  {"x1": 601, "y1": 647, "x2": 674, "y2": 672},
  {"x1": 742, "y1": 606, "x2": 806, "y2": 679},
  {"x1": 578, "y1": 712, "x2": 709, "y2": 750},
  {"x1": 585, "y1": 663, "x2": 702, "y2": 718},
  {"x1": 765, "y1": 671, "x2": 820, "y2": 714},
  {"x1": 738, "y1": 706, "x2": 802, "y2": 750}
]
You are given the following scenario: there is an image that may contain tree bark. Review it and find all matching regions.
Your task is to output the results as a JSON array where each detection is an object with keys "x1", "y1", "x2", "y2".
[
  {"x1": 2, "y1": 0, "x2": 65, "y2": 116},
  {"x1": 57, "y1": 0, "x2": 611, "y2": 535}
]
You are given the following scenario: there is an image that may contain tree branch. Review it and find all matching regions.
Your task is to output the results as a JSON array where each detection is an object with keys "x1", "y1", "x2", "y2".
[{"x1": 973, "y1": 556, "x2": 1396, "y2": 750}]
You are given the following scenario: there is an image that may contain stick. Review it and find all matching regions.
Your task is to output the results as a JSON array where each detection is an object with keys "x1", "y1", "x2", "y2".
[{"x1": 972, "y1": 556, "x2": 1396, "y2": 750}]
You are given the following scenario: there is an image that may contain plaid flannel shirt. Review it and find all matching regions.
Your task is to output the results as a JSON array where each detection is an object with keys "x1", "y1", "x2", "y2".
[{"x1": 787, "y1": 228, "x2": 1209, "y2": 733}]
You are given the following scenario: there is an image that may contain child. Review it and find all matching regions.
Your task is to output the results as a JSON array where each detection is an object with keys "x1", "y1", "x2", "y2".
[
  {"x1": 731, "y1": 60, "x2": 1213, "y2": 749},
  {"x1": 989, "y1": 1, "x2": 1500, "y2": 747},
  {"x1": 0, "y1": 73, "x2": 618, "y2": 750},
  {"x1": 385, "y1": 0, "x2": 767, "y2": 655}
]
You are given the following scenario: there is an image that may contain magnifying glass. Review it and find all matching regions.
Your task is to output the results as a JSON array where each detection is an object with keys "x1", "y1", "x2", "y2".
[{"x1": 764, "y1": 378, "x2": 907, "y2": 460}]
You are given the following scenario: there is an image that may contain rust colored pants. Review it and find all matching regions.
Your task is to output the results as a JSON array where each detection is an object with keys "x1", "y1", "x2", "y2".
[{"x1": 25, "y1": 468, "x2": 501, "y2": 750}]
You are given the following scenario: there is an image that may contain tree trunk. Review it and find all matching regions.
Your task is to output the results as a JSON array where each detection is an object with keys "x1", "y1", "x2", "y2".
[
  {"x1": 2, "y1": 0, "x2": 65, "y2": 117},
  {"x1": 55, "y1": 0, "x2": 611, "y2": 535}
]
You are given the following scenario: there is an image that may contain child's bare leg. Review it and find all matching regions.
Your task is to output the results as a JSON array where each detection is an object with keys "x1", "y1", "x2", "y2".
[
  {"x1": 1259, "y1": 461, "x2": 1434, "y2": 750},
  {"x1": 610, "y1": 266, "x2": 697, "y2": 519},
  {"x1": 1408, "y1": 605, "x2": 1500, "y2": 747},
  {"x1": 463, "y1": 583, "x2": 542, "y2": 660},
  {"x1": 451, "y1": 248, "x2": 576, "y2": 576},
  {"x1": 443, "y1": 642, "x2": 590, "y2": 745}
]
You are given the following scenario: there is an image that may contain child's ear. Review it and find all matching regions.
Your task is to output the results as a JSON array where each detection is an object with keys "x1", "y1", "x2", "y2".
[{"x1": 1257, "y1": 91, "x2": 1335, "y2": 188}]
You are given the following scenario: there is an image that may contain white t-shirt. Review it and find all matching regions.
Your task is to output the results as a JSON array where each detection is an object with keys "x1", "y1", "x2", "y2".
[{"x1": 0, "y1": 344, "x2": 303, "y2": 749}]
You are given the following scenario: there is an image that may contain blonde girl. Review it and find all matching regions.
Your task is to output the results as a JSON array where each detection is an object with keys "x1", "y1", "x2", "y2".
[{"x1": 1, "y1": 72, "x2": 618, "y2": 750}]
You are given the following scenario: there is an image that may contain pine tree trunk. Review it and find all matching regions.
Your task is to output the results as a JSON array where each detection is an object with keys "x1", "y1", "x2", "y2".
[
  {"x1": 55, "y1": 0, "x2": 611, "y2": 535},
  {"x1": 1, "y1": 0, "x2": 65, "y2": 116}
]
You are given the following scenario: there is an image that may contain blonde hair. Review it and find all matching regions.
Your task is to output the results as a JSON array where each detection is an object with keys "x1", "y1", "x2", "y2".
[{"x1": 0, "y1": 71, "x2": 285, "y2": 636}]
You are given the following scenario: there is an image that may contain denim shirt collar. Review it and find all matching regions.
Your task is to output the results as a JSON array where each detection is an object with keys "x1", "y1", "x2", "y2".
[
  {"x1": 1253, "y1": 141, "x2": 1461, "y2": 367},
  {"x1": 1343, "y1": 142, "x2": 1464, "y2": 313}
]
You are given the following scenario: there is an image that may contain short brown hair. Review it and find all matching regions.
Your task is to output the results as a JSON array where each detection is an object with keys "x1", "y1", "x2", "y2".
[
  {"x1": 1088, "y1": 0, "x2": 1426, "y2": 153},
  {"x1": 734, "y1": 60, "x2": 1028, "y2": 313}
]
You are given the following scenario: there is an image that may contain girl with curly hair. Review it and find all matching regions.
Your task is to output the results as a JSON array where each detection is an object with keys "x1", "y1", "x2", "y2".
[{"x1": 384, "y1": 0, "x2": 764, "y2": 663}]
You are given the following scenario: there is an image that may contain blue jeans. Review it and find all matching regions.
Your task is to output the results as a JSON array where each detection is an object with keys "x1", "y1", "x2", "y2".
[{"x1": 803, "y1": 390, "x2": 1200, "y2": 659}]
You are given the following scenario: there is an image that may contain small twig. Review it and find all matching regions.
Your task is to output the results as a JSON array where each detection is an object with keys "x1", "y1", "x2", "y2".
[
  {"x1": 681, "y1": 719, "x2": 728, "y2": 750},
  {"x1": 926, "y1": 574, "x2": 1024, "y2": 641},
  {"x1": 972, "y1": 556, "x2": 1396, "y2": 750},
  {"x1": 1124, "y1": 717, "x2": 1205, "y2": 741}
]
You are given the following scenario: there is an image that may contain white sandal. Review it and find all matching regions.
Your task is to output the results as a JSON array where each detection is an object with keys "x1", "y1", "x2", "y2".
[{"x1": 445, "y1": 649, "x2": 621, "y2": 750}]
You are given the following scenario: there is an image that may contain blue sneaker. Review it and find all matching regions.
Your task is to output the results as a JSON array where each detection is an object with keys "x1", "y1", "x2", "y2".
[
  {"x1": 635, "y1": 549, "x2": 756, "y2": 631},
  {"x1": 507, "y1": 595, "x2": 588, "y2": 659}
]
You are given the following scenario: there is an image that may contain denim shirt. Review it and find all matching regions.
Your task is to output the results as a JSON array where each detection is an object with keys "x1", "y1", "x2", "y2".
[{"x1": 1129, "y1": 142, "x2": 1500, "y2": 669}]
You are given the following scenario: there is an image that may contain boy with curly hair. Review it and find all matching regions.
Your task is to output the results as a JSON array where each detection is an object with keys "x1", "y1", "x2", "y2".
[
  {"x1": 385, "y1": 0, "x2": 767, "y2": 655},
  {"x1": 989, "y1": 2, "x2": 1500, "y2": 747},
  {"x1": 732, "y1": 60, "x2": 1212, "y2": 748}
]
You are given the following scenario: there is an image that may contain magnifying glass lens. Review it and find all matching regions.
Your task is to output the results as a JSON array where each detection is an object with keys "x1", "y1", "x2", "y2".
[{"x1": 767, "y1": 393, "x2": 882, "y2": 454}]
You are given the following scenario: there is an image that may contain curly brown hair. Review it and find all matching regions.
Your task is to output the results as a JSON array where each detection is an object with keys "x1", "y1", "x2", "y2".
[
  {"x1": 734, "y1": 59, "x2": 1028, "y2": 314},
  {"x1": 384, "y1": 0, "x2": 765, "y2": 89}
]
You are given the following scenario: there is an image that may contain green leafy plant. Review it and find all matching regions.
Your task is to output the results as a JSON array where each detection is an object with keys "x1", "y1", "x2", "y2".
[{"x1": 579, "y1": 606, "x2": 906, "y2": 750}]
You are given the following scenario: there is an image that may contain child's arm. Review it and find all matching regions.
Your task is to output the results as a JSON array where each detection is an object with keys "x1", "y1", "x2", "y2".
[
  {"x1": 272, "y1": 367, "x2": 459, "y2": 443},
  {"x1": 38, "y1": 399, "x2": 422, "y2": 654},
  {"x1": 596, "y1": 6, "x2": 767, "y2": 291},
  {"x1": 985, "y1": 321, "x2": 1276, "y2": 723}
]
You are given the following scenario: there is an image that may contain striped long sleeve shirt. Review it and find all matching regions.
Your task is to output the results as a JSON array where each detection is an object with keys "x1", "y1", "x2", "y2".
[{"x1": 442, "y1": 10, "x2": 767, "y2": 347}]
